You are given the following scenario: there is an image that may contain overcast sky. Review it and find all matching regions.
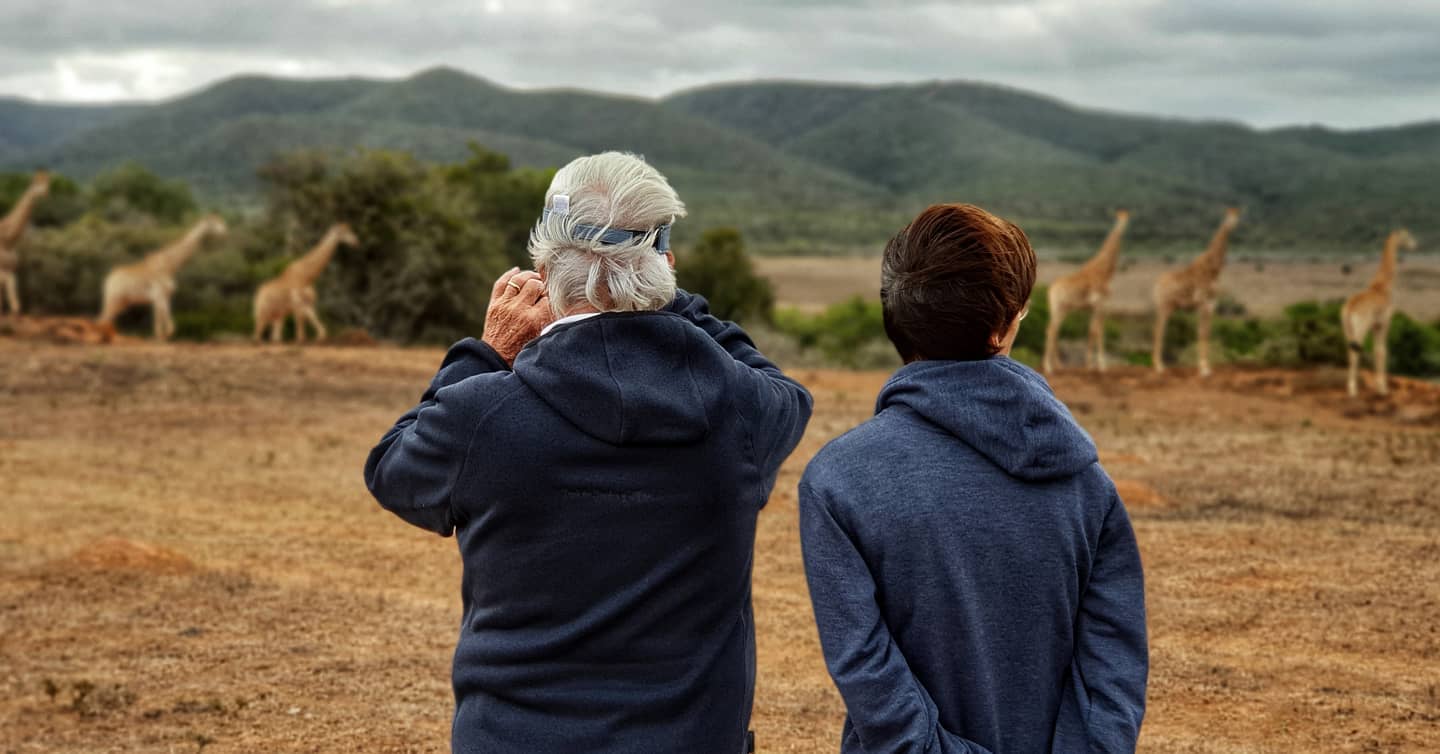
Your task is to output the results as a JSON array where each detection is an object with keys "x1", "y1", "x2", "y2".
[{"x1": 0, "y1": 0, "x2": 1435, "y2": 129}]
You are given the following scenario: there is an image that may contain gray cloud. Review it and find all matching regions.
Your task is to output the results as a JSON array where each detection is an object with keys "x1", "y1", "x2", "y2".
[{"x1": 0, "y1": 0, "x2": 1435, "y2": 128}]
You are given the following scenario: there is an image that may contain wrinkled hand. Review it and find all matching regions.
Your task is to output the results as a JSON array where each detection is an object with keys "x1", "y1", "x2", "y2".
[{"x1": 482, "y1": 268, "x2": 554, "y2": 366}]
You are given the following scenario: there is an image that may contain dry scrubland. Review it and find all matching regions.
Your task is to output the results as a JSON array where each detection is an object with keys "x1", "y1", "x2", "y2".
[
  {"x1": 3, "y1": 339, "x2": 1440, "y2": 753},
  {"x1": 757, "y1": 256, "x2": 1440, "y2": 319}
]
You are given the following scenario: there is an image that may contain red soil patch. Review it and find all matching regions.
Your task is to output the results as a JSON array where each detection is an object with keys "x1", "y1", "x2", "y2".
[
  {"x1": 1113, "y1": 478, "x2": 1170, "y2": 509},
  {"x1": 61, "y1": 537, "x2": 196, "y2": 575}
]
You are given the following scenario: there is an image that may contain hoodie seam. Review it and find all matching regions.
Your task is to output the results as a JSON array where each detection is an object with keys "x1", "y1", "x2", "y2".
[
  {"x1": 599, "y1": 323, "x2": 629, "y2": 443},
  {"x1": 446, "y1": 379, "x2": 529, "y2": 527}
]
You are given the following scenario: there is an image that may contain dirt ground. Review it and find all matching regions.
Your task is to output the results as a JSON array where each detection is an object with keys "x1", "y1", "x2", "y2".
[
  {"x1": 756, "y1": 256, "x2": 1440, "y2": 319},
  {"x1": 2, "y1": 340, "x2": 1439, "y2": 753}
]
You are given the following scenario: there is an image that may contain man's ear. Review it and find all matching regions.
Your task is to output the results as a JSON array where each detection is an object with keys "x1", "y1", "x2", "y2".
[{"x1": 665, "y1": 251, "x2": 675, "y2": 270}]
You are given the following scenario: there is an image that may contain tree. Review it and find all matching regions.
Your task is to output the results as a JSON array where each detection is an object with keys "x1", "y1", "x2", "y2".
[
  {"x1": 89, "y1": 163, "x2": 197, "y2": 224},
  {"x1": 442, "y1": 142, "x2": 554, "y2": 268},
  {"x1": 257, "y1": 148, "x2": 511, "y2": 343},
  {"x1": 675, "y1": 227, "x2": 774, "y2": 323}
]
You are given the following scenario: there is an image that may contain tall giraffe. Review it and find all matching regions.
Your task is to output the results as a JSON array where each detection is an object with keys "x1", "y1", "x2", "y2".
[
  {"x1": 0, "y1": 170, "x2": 52, "y2": 315},
  {"x1": 252, "y1": 222, "x2": 358, "y2": 343},
  {"x1": 1043, "y1": 209, "x2": 1131, "y2": 373},
  {"x1": 98, "y1": 214, "x2": 228, "y2": 340},
  {"x1": 1341, "y1": 229, "x2": 1418, "y2": 397},
  {"x1": 1151, "y1": 207, "x2": 1242, "y2": 377}
]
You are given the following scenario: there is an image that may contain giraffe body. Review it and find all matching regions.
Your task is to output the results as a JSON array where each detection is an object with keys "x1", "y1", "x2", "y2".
[
  {"x1": 0, "y1": 171, "x2": 52, "y2": 315},
  {"x1": 253, "y1": 223, "x2": 357, "y2": 343},
  {"x1": 98, "y1": 214, "x2": 227, "y2": 340},
  {"x1": 1151, "y1": 207, "x2": 1242, "y2": 378},
  {"x1": 1043, "y1": 210, "x2": 1129, "y2": 373},
  {"x1": 1342, "y1": 229, "x2": 1417, "y2": 397}
]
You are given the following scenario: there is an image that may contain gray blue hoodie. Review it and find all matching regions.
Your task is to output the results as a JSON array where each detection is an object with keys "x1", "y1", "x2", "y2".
[
  {"x1": 800, "y1": 357, "x2": 1147, "y2": 754},
  {"x1": 366, "y1": 291, "x2": 812, "y2": 753}
]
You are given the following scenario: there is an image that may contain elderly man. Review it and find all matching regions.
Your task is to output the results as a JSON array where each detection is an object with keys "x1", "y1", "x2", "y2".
[{"x1": 365, "y1": 152, "x2": 812, "y2": 754}]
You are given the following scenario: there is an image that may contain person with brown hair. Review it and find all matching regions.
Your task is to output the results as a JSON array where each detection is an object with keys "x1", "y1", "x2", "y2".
[{"x1": 800, "y1": 203, "x2": 1148, "y2": 753}]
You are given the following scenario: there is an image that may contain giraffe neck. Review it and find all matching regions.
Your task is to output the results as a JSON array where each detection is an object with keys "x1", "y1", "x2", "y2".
[
  {"x1": 286, "y1": 231, "x2": 342, "y2": 284},
  {"x1": 0, "y1": 187, "x2": 45, "y2": 247},
  {"x1": 1086, "y1": 217, "x2": 1129, "y2": 279},
  {"x1": 152, "y1": 222, "x2": 211, "y2": 275},
  {"x1": 1373, "y1": 235, "x2": 1402, "y2": 290},
  {"x1": 1196, "y1": 220, "x2": 1235, "y2": 278}
]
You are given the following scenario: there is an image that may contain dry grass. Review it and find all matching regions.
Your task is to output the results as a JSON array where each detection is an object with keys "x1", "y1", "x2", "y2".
[
  {"x1": 2, "y1": 341, "x2": 1438, "y2": 752},
  {"x1": 756, "y1": 256, "x2": 1440, "y2": 319}
]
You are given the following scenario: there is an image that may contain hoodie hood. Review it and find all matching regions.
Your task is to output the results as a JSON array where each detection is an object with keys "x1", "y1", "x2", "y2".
[
  {"x1": 513, "y1": 311, "x2": 734, "y2": 446},
  {"x1": 876, "y1": 357, "x2": 1097, "y2": 481}
]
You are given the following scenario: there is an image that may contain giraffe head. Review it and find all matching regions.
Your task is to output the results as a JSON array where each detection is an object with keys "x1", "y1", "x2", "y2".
[
  {"x1": 1223, "y1": 207, "x2": 1243, "y2": 227},
  {"x1": 1392, "y1": 228, "x2": 1417, "y2": 252},
  {"x1": 31, "y1": 170, "x2": 51, "y2": 196},
  {"x1": 201, "y1": 213, "x2": 229, "y2": 238},
  {"x1": 1114, "y1": 209, "x2": 1131, "y2": 226},
  {"x1": 333, "y1": 222, "x2": 360, "y2": 247}
]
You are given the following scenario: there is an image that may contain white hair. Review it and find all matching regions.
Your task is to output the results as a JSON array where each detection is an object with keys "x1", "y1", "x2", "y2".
[{"x1": 529, "y1": 151, "x2": 687, "y2": 316}]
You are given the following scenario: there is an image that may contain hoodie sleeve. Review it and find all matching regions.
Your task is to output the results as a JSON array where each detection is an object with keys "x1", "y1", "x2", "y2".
[
  {"x1": 667, "y1": 289, "x2": 813, "y2": 481},
  {"x1": 1051, "y1": 494, "x2": 1149, "y2": 754},
  {"x1": 800, "y1": 481, "x2": 993, "y2": 754},
  {"x1": 363, "y1": 338, "x2": 510, "y2": 536}
]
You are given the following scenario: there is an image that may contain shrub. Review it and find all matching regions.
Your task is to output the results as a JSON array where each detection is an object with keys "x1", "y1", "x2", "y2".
[
  {"x1": 258, "y1": 149, "x2": 511, "y2": 343},
  {"x1": 774, "y1": 297, "x2": 894, "y2": 368},
  {"x1": 1386, "y1": 313, "x2": 1440, "y2": 377},
  {"x1": 1214, "y1": 317, "x2": 1265, "y2": 359},
  {"x1": 1282, "y1": 300, "x2": 1348, "y2": 366},
  {"x1": 675, "y1": 227, "x2": 775, "y2": 324},
  {"x1": 90, "y1": 163, "x2": 198, "y2": 224}
]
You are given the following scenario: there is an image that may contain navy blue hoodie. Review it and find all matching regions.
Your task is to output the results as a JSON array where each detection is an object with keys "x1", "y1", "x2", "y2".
[
  {"x1": 800, "y1": 357, "x2": 1147, "y2": 754},
  {"x1": 365, "y1": 291, "x2": 812, "y2": 754}
]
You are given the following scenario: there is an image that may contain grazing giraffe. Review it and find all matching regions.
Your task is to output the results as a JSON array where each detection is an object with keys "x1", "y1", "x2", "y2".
[
  {"x1": 0, "y1": 170, "x2": 52, "y2": 315},
  {"x1": 98, "y1": 214, "x2": 228, "y2": 340},
  {"x1": 252, "y1": 222, "x2": 358, "y2": 343},
  {"x1": 1151, "y1": 207, "x2": 1243, "y2": 377},
  {"x1": 1043, "y1": 209, "x2": 1131, "y2": 373},
  {"x1": 1341, "y1": 229, "x2": 1418, "y2": 397}
]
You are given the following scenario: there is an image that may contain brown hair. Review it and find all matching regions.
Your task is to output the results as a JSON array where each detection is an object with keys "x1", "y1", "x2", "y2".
[{"x1": 881, "y1": 203, "x2": 1037, "y2": 362}]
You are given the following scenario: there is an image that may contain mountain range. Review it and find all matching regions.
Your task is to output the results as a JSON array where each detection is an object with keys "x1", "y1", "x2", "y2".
[{"x1": 2, "y1": 66, "x2": 1435, "y2": 254}]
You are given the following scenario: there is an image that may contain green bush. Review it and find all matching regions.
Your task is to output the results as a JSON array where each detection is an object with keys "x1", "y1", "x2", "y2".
[
  {"x1": 676, "y1": 227, "x2": 775, "y2": 324},
  {"x1": 90, "y1": 163, "x2": 198, "y2": 224},
  {"x1": 1281, "y1": 300, "x2": 1348, "y2": 367},
  {"x1": 774, "y1": 296, "x2": 895, "y2": 368},
  {"x1": 257, "y1": 148, "x2": 512, "y2": 343},
  {"x1": 1214, "y1": 317, "x2": 1266, "y2": 359},
  {"x1": 1386, "y1": 313, "x2": 1440, "y2": 377}
]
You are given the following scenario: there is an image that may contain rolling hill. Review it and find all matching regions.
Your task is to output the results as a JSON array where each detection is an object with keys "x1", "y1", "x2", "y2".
[{"x1": 2, "y1": 67, "x2": 1435, "y2": 253}]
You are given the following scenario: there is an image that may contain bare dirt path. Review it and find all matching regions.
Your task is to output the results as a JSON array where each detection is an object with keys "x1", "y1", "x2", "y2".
[{"x1": 2, "y1": 342, "x2": 1437, "y2": 752}]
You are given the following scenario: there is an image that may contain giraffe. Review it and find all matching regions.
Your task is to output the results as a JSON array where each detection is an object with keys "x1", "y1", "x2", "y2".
[
  {"x1": 1341, "y1": 229, "x2": 1418, "y2": 397},
  {"x1": 252, "y1": 222, "x2": 358, "y2": 343},
  {"x1": 97, "y1": 213, "x2": 228, "y2": 340},
  {"x1": 1043, "y1": 209, "x2": 1131, "y2": 373},
  {"x1": 0, "y1": 170, "x2": 52, "y2": 315},
  {"x1": 1151, "y1": 207, "x2": 1243, "y2": 377}
]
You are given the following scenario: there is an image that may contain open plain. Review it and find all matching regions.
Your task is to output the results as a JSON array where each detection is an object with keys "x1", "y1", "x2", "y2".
[{"x1": 2, "y1": 340, "x2": 1439, "y2": 753}]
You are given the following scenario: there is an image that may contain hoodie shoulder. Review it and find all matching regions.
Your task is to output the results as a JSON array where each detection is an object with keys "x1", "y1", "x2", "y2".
[{"x1": 800, "y1": 410, "x2": 908, "y2": 502}]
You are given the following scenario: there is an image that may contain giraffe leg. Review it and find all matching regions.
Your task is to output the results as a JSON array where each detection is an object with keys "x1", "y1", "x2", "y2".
[
  {"x1": 1152, "y1": 305, "x2": 1172, "y2": 375},
  {"x1": 1375, "y1": 320, "x2": 1391, "y2": 396},
  {"x1": 1198, "y1": 300, "x2": 1215, "y2": 378},
  {"x1": 1342, "y1": 312, "x2": 1360, "y2": 397},
  {"x1": 1090, "y1": 306, "x2": 1107, "y2": 372},
  {"x1": 270, "y1": 320, "x2": 283, "y2": 343},
  {"x1": 1043, "y1": 304, "x2": 1064, "y2": 374},
  {"x1": 303, "y1": 306, "x2": 327, "y2": 341},
  {"x1": 152, "y1": 297, "x2": 173, "y2": 341},
  {"x1": 294, "y1": 312, "x2": 306, "y2": 344},
  {"x1": 2, "y1": 271, "x2": 20, "y2": 315}
]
